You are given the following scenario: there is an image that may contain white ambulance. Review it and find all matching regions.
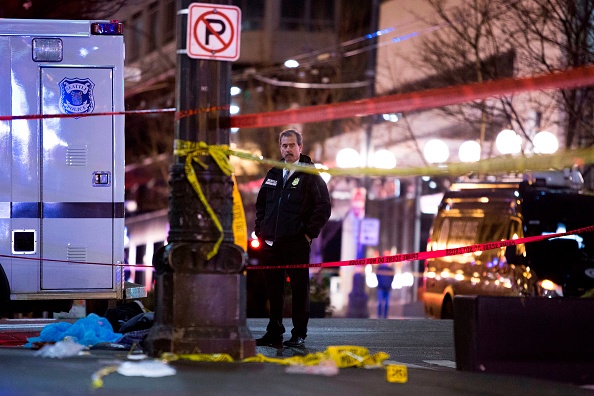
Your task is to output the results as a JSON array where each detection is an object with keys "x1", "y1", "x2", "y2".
[{"x1": 0, "y1": 19, "x2": 143, "y2": 316}]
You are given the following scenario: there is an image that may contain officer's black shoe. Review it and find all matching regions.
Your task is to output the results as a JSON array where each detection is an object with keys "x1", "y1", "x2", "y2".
[
  {"x1": 283, "y1": 336, "x2": 305, "y2": 348},
  {"x1": 255, "y1": 333, "x2": 283, "y2": 347}
]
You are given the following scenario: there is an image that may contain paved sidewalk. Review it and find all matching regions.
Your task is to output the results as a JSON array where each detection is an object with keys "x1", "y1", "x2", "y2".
[{"x1": 0, "y1": 318, "x2": 592, "y2": 395}]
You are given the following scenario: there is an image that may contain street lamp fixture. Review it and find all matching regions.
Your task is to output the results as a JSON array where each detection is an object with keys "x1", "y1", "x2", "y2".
[
  {"x1": 382, "y1": 113, "x2": 399, "y2": 122},
  {"x1": 371, "y1": 149, "x2": 396, "y2": 169},
  {"x1": 423, "y1": 139, "x2": 449, "y2": 164},
  {"x1": 284, "y1": 59, "x2": 299, "y2": 68},
  {"x1": 230, "y1": 86, "x2": 242, "y2": 96},
  {"x1": 458, "y1": 140, "x2": 481, "y2": 163},
  {"x1": 533, "y1": 130, "x2": 558, "y2": 154},
  {"x1": 336, "y1": 148, "x2": 362, "y2": 168},
  {"x1": 496, "y1": 129, "x2": 522, "y2": 154}
]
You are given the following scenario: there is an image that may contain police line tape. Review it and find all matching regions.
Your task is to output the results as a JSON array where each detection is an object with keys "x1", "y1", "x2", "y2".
[
  {"x1": 1, "y1": 224, "x2": 592, "y2": 270},
  {"x1": 0, "y1": 105, "x2": 230, "y2": 122},
  {"x1": 231, "y1": 65, "x2": 594, "y2": 128},
  {"x1": 246, "y1": 225, "x2": 594, "y2": 271},
  {"x1": 1, "y1": 65, "x2": 594, "y2": 268},
  {"x1": 0, "y1": 107, "x2": 175, "y2": 121},
  {"x1": 2, "y1": 65, "x2": 594, "y2": 128},
  {"x1": 2, "y1": 64, "x2": 594, "y2": 178}
]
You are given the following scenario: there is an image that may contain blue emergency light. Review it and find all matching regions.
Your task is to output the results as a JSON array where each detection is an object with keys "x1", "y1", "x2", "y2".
[{"x1": 91, "y1": 21, "x2": 123, "y2": 35}]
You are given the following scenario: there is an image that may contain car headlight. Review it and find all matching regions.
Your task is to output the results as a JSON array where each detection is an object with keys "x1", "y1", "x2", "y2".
[{"x1": 538, "y1": 279, "x2": 563, "y2": 297}]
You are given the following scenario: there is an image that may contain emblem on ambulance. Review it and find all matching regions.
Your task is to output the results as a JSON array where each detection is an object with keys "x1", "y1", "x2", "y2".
[{"x1": 59, "y1": 77, "x2": 95, "y2": 117}]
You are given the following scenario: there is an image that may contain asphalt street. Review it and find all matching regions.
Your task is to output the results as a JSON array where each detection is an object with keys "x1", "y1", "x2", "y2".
[{"x1": 0, "y1": 318, "x2": 593, "y2": 395}]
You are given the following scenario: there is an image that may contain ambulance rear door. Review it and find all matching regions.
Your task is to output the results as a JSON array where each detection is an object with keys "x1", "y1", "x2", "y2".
[{"x1": 40, "y1": 66, "x2": 117, "y2": 292}]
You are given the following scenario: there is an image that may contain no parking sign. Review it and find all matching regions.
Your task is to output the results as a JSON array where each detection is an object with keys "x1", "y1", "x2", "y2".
[{"x1": 187, "y1": 3, "x2": 241, "y2": 61}]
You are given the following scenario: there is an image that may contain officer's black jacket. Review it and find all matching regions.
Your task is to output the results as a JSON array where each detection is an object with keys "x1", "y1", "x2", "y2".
[{"x1": 255, "y1": 154, "x2": 331, "y2": 243}]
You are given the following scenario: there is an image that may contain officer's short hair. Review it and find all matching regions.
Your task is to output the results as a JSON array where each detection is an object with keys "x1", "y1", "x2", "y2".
[{"x1": 279, "y1": 129, "x2": 303, "y2": 146}]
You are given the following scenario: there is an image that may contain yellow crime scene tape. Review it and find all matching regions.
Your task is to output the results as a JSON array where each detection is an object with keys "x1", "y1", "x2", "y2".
[
  {"x1": 173, "y1": 140, "x2": 594, "y2": 263},
  {"x1": 173, "y1": 140, "x2": 248, "y2": 257},
  {"x1": 226, "y1": 145, "x2": 594, "y2": 178},
  {"x1": 91, "y1": 346, "x2": 400, "y2": 389},
  {"x1": 241, "y1": 345, "x2": 389, "y2": 368},
  {"x1": 159, "y1": 345, "x2": 389, "y2": 368},
  {"x1": 161, "y1": 345, "x2": 395, "y2": 377},
  {"x1": 180, "y1": 140, "x2": 594, "y2": 187},
  {"x1": 231, "y1": 174, "x2": 248, "y2": 251},
  {"x1": 4, "y1": 140, "x2": 592, "y2": 269},
  {"x1": 91, "y1": 365, "x2": 119, "y2": 389}
]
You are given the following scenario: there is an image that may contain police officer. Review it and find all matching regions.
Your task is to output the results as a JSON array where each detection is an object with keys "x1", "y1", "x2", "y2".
[{"x1": 255, "y1": 129, "x2": 331, "y2": 348}]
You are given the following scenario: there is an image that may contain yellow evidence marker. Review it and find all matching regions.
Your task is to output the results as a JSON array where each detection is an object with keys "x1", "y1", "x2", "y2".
[{"x1": 386, "y1": 364, "x2": 408, "y2": 383}]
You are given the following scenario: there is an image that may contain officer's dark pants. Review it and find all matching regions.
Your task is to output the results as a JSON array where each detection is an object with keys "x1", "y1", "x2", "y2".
[{"x1": 260, "y1": 237, "x2": 310, "y2": 339}]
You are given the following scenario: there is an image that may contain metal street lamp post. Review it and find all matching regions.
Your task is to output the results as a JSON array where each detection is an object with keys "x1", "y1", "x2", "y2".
[{"x1": 145, "y1": 0, "x2": 255, "y2": 359}]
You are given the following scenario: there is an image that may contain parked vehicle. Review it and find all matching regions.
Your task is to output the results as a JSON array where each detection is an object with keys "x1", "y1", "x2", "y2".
[
  {"x1": 422, "y1": 170, "x2": 594, "y2": 319},
  {"x1": 0, "y1": 19, "x2": 144, "y2": 316}
]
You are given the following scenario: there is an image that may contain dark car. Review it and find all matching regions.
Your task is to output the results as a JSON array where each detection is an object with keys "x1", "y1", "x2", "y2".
[{"x1": 422, "y1": 170, "x2": 594, "y2": 319}]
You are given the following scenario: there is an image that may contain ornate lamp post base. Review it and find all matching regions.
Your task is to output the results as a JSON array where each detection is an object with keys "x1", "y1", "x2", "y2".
[
  {"x1": 146, "y1": 273, "x2": 255, "y2": 359},
  {"x1": 145, "y1": 163, "x2": 256, "y2": 359}
]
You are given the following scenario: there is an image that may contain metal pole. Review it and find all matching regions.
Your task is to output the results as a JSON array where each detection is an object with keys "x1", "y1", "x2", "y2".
[
  {"x1": 412, "y1": 176, "x2": 422, "y2": 302},
  {"x1": 146, "y1": 0, "x2": 255, "y2": 359},
  {"x1": 347, "y1": 0, "x2": 379, "y2": 318}
]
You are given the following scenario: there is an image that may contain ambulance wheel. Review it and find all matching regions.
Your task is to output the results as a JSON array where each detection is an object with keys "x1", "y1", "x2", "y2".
[{"x1": 0, "y1": 264, "x2": 10, "y2": 317}]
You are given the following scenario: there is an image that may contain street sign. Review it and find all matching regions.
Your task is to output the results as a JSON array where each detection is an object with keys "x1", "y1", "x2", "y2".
[
  {"x1": 359, "y1": 217, "x2": 380, "y2": 245},
  {"x1": 187, "y1": 3, "x2": 241, "y2": 61}
]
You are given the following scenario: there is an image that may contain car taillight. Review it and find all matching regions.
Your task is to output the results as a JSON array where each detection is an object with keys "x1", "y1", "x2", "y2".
[{"x1": 250, "y1": 239, "x2": 260, "y2": 249}]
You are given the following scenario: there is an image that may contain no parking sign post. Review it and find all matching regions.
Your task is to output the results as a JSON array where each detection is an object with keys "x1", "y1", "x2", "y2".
[
  {"x1": 187, "y1": 3, "x2": 241, "y2": 61},
  {"x1": 146, "y1": 1, "x2": 254, "y2": 359}
]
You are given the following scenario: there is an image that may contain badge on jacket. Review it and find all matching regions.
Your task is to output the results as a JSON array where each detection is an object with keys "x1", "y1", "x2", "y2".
[
  {"x1": 265, "y1": 178, "x2": 277, "y2": 186},
  {"x1": 292, "y1": 178, "x2": 300, "y2": 186}
]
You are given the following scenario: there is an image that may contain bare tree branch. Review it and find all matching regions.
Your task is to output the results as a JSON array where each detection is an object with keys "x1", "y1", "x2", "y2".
[{"x1": 0, "y1": 0, "x2": 136, "y2": 19}]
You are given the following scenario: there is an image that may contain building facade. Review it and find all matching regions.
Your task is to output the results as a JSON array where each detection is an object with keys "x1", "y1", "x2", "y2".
[{"x1": 118, "y1": 0, "x2": 590, "y2": 316}]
